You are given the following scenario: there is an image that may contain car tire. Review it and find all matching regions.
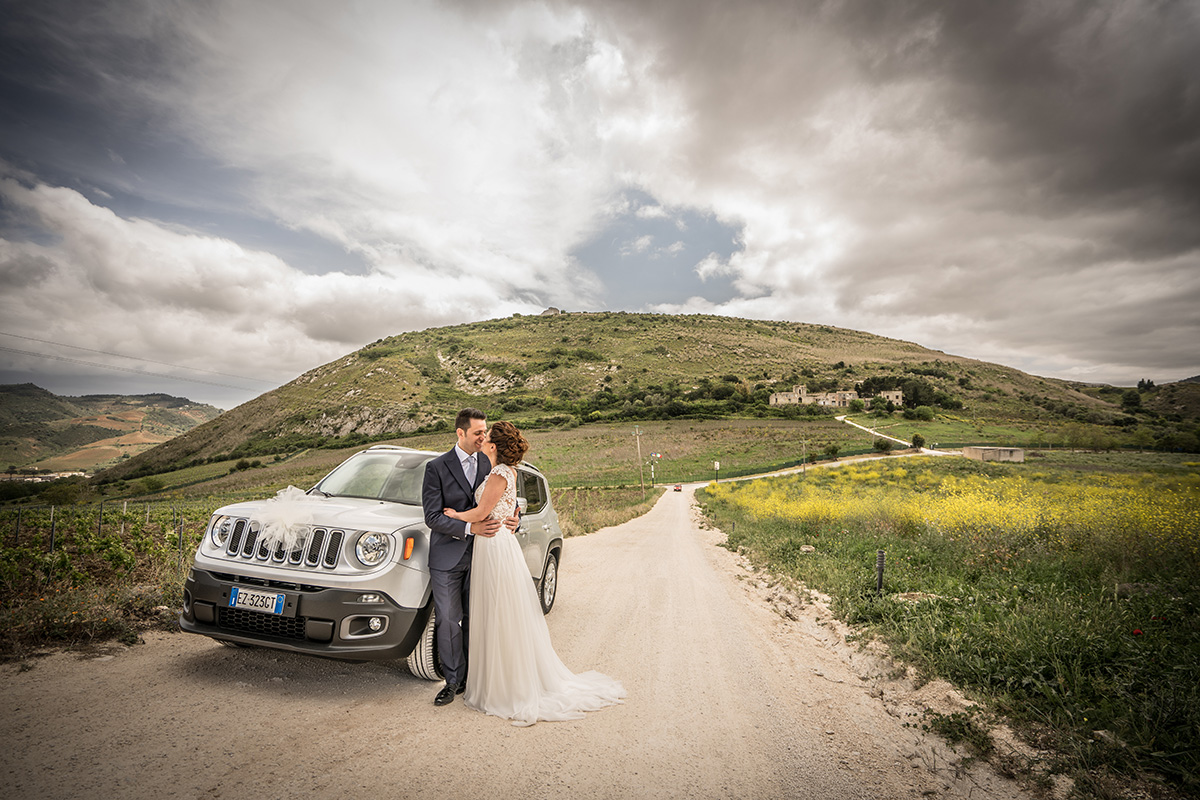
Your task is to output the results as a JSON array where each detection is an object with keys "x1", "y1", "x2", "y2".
[
  {"x1": 538, "y1": 551, "x2": 558, "y2": 615},
  {"x1": 405, "y1": 606, "x2": 443, "y2": 681}
]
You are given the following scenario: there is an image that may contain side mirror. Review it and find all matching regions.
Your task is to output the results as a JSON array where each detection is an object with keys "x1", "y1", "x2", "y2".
[{"x1": 516, "y1": 497, "x2": 528, "y2": 514}]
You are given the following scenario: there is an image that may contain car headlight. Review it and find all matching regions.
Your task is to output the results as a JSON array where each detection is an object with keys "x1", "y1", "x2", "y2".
[
  {"x1": 209, "y1": 515, "x2": 234, "y2": 547},
  {"x1": 355, "y1": 531, "x2": 391, "y2": 566}
]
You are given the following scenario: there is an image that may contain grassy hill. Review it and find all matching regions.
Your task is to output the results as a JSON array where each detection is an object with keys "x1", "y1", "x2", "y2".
[
  {"x1": 90, "y1": 312, "x2": 1198, "y2": 487},
  {"x1": 0, "y1": 384, "x2": 223, "y2": 473}
]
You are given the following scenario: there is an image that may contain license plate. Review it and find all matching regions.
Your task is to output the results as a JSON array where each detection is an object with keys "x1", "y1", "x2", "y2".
[{"x1": 229, "y1": 586, "x2": 285, "y2": 615}]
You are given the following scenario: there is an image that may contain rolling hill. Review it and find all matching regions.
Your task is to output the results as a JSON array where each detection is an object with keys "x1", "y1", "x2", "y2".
[
  {"x1": 93, "y1": 311, "x2": 1195, "y2": 484},
  {"x1": 0, "y1": 384, "x2": 223, "y2": 473}
]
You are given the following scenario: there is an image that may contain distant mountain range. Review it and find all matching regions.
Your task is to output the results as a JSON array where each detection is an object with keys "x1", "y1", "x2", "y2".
[{"x1": 0, "y1": 384, "x2": 223, "y2": 472}]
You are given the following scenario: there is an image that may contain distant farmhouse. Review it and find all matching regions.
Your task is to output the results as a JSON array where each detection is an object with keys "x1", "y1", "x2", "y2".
[
  {"x1": 769, "y1": 385, "x2": 903, "y2": 410},
  {"x1": 963, "y1": 446, "x2": 1025, "y2": 463}
]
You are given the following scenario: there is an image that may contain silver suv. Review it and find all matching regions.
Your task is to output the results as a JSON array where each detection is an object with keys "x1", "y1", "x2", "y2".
[{"x1": 179, "y1": 445, "x2": 564, "y2": 679}]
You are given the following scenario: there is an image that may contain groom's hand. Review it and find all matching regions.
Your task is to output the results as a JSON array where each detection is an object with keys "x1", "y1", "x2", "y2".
[
  {"x1": 503, "y1": 513, "x2": 519, "y2": 532},
  {"x1": 470, "y1": 519, "x2": 502, "y2": 538}
]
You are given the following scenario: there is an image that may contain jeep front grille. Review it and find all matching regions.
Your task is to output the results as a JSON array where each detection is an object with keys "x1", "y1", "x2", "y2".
[
  {"x1": 218, "y1": 606, "x2": 307, "y2": 639},
  {"x1": 223, "y1": 519, "x2": 345, "y2": 569}
]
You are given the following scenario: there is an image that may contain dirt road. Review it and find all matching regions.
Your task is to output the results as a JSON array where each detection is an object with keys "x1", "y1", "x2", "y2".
[{"x1": 2, "y1": 488, "x2": 1036, "y2": 800}]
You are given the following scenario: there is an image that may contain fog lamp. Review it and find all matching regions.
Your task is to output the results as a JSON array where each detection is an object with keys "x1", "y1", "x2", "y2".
[{"x1": 368, "y1": 617, "x2": 383, "y2": 632}]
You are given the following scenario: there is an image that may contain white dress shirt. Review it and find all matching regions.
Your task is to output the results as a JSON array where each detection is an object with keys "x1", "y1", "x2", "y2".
[{"x1": 453, "y1": 444, "x2": 476, "y2": 537}]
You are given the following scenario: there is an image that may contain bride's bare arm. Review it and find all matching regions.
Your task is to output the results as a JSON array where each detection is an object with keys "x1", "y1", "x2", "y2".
[{"x1": 443, "y1": 472, "x2": 508, "y2": 523}]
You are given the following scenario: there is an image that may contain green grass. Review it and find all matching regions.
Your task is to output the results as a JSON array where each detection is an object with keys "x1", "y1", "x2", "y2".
[
  {"x1": 0, "y1": 479, "x2": 663, "y2": 659},
  {"x1": 82, "y1": 418, "x2": 876, "y2": 502},
  {"x1": 91, "y1": 311, "x2": 1198, "y2": 486},
  {"x1": 552, "y1": 486, "x2": 666, "y2": 537},
  {"x1": 697, "y1": 453, "x2": 1200, "y2": 796}
]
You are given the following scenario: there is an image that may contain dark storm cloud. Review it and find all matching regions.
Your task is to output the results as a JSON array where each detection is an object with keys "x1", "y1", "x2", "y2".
[
  {"x1": 2, "y1": 0, "x2": 1197, "y2": 404},
  {"x1": 0, "y1": 0, "x2": 191, "y2": 181},
  {"x1": 580, "y1": 0, "x2": 1198, "y2": 382}
]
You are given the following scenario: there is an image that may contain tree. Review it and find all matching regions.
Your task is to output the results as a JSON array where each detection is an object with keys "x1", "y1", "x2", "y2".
[
  {"x1": 911, "y1": 433, "x2": 926, "y2": 449},
  {"x1": 873, "y1": 438, "x2": 893, "y2": 453},
  {"x1": 849, "y1": 399, "x2": 865, "y2": 413},
  {"x1": 1121, "y1": 389, "x2": 1142, "y2": 412},
  {"x1": 40, "y1": 479, "x2": 82, "y2": 505}
]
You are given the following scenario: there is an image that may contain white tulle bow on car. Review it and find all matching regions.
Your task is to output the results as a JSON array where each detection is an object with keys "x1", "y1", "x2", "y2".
[{"x1": 256, "y1": 486, "x2": 321, "y2": 551}]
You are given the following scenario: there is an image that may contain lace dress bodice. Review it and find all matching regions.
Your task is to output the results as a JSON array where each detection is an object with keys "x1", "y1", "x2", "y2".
[{"x1": 476, "y1": 462, "x2": 518, "y2": 522}]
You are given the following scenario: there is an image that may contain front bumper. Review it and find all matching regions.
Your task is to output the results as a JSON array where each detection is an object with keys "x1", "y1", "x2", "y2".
[{"x1": 179, "y1": 568, "x2": 430, "y2": 661}]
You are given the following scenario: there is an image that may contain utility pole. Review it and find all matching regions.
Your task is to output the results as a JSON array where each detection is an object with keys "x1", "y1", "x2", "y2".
[
  {"x1": 802, "y1": 439, "x2": 808, "y2": 476},
  {"x1": 633, "y1": 425, "x2": 645, "y2": 499}
]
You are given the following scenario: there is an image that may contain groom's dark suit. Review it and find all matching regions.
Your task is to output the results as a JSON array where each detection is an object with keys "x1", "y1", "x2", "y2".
[{"x1": 421, "y1": 447, "x2": 492, "y2": 689}]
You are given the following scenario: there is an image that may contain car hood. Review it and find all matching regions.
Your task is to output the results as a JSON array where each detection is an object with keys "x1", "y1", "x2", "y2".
[{"x1": 214, "y1": 494, "x2": 427, "y2": 533}]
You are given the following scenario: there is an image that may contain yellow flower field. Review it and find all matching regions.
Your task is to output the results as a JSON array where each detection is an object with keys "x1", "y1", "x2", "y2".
[
  {"x1": 705, "y1": 458, "x2": 1200, "y2": 566},
  {"x1": 698, "y1": 454, "x2": 1200, "y2": 792}
]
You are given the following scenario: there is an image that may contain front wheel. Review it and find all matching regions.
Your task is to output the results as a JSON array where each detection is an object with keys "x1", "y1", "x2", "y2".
[
  {"x1": 405, "y1": 607, "x2": 442, "y2": 681},
  {"x1": 538, "y1": 551, "x2": 558, "y2": 615}
]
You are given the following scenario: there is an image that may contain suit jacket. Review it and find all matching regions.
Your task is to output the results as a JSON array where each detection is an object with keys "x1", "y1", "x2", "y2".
[{"x1": 422, "y1": 447, "x2": 492, "y2": 571}]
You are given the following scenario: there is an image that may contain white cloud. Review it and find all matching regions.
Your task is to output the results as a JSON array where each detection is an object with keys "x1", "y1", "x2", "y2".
[
  {"x1": 621, "y1": 235, "x2": 654, "y2": 256},
  {"x1": 635, "y1": 205, "x2": 668, "y2": 220},
  {"x1": 0, "y1": 173, "x2": 551, "y2": 390},
  {"x1": 145, "y1": 0, "x2": 681, "y2": 309}
]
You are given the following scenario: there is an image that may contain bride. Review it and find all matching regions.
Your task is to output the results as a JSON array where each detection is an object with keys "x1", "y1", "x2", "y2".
[{"x1": 443, "y1": 420, "x2": 626, "y2": 726}]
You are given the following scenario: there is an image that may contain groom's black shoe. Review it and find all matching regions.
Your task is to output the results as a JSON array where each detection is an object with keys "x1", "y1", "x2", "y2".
[
  {"x1": 434, "y1": 683, "x2": 459, "y2": 706},
  {"x1": 456, "y1": 682, "x2": 466, "y2": 694}
]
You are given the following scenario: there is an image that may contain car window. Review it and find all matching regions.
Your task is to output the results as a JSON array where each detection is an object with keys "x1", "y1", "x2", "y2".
[{"x1": 519, "y1": 470, "x2": 547, "y2": 514}]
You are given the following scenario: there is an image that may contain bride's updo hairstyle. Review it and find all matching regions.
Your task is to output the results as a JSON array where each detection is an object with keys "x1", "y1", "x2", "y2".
[{"x1": 489, "y1": 420, "x2": 529, "y2": 466}]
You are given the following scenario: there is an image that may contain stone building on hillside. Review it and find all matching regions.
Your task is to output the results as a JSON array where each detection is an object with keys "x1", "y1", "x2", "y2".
[
  {"x1": 963, "y1": 446, "x2": 1025, "y2": 463},
  {"x1": 768, "y1": 385, "x2": 904, "y2": 409}
]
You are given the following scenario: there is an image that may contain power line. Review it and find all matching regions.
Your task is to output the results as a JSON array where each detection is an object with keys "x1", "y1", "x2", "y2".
[
  {"x1": 0, "y1": 331, "x2": 278, "y2": 385},
  {"x1": 0, "y1": 345, "x2": 257, "y2": 392}
]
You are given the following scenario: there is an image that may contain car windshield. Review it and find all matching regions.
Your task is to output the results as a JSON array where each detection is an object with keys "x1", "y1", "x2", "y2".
[{"x1": 312, "y1": 450, "x2": 436, "y2": 505}]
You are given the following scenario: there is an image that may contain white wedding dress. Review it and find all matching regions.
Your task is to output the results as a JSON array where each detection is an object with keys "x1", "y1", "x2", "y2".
[{"x1": 464, "y1": 463, "x2": 626, "y2": 726}]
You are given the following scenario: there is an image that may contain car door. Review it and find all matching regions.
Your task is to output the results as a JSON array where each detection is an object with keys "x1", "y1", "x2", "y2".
[{"x1": 515, "y1": 468, "x2": 552, "y2": 578}]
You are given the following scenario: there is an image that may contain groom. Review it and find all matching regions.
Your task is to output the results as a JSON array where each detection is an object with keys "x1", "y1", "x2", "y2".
[{"x1": 421, "y1": 408, "x2": 515, "y2": 706}]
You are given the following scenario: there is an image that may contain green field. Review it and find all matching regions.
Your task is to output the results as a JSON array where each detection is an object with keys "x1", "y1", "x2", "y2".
[{"x1": 698, "y1": 452, "x2": 1200, "y2": 796}]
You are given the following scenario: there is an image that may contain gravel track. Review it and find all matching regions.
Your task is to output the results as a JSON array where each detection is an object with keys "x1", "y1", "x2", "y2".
[{"x1": 2, "y1": 487, "x2": 1036, "y2": 799}]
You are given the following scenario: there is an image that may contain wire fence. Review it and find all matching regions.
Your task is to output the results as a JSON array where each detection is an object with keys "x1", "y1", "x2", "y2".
[{"x1": 1, "y1": 498, "x2": 213, "y2": 560}]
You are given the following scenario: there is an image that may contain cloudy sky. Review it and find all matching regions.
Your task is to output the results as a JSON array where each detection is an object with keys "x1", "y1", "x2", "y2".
[{"x1": 1, "y1": 0, "x2": 1198, "y2": 409}]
